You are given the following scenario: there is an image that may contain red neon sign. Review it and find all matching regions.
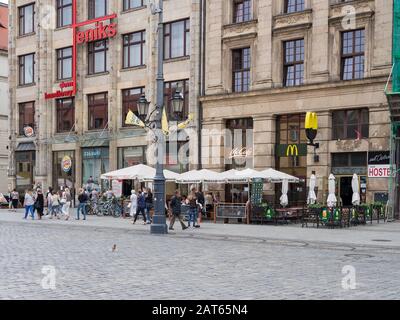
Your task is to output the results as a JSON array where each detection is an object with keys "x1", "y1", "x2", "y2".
[{"x1": 44, "y1": 0, "x2": 117, "y2": 99}]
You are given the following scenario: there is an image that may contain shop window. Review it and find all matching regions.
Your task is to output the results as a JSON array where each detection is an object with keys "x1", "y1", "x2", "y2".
[
  {"x1": 53, "y1": 151, "x2": 75, "y2": 192},
  {"x1": 18, "y1": 53, "x2": 35, "y2": 85},
  {"x1": 283, "y1": 39, "x2": 304, "y2": 87},
  {"x1": 123, "y1": 31, "x2": 146, "y2": 68},
  {"x1": 57, "y1": 47, "x2": 73, "y2": 80},
  {"x1": 88, "y1": 0, "x2": 107, "y2": 19},
  {"x1": 164, "y1": 19, "x2": 190, "y2": 60},
  {"x1": 19, "y1": 102, "x2": 35, "y2": 136},
  {"x1": 284, "y1": 0, "x2": 305, "y2": 13},
  {"x1": 19, "y1": 3, "x2": 35, "y2": 36},
  {"x1": 118, "y1": 146, "x2": 147, "y2": 169},
  {"x1": 233, "y1": 0, "x2": 252, "y2": 23},
  {"x1": 122, "y1": 87, "x2": 144, "y2": 127},
  {"x1": 82, "y1": 147, "x2": 109, "y2": 188},
  {"x1": 56, "y1": 98, "x2": 75, "y2": 133},
  {"x1": 88, "y1": 92, "x2": 108, "y2": 130},
  {"x1": 123, "y1": 0, "x2": 144, "y2": 11},
  {"x1": 57, "y1": 0, "x2": 72, "y2": 28},
  {"x1": 164, "y1": 79, "x2": 189, "y2": 121},
  {"x1": 232, "y1": 48, "x2": 251, "y2": 93},
  {"x1": 341, "y1": 29, "x2": 365, "y2": 80},
  {"x1": 16, "y1": 151, "x2": 36, "y2": 191},
  {"x1": 332, "y1": 108, "x2": 369, "y2": 140},
  {"x1": 332, "y1": 152, "x2": 367, "y2": 167},
  {"x1": 165, "y1": 141, "x2": 189, "y2": 173},
  {"x1": 88, "y1": 39, "x2": 108, "y2": 74}
]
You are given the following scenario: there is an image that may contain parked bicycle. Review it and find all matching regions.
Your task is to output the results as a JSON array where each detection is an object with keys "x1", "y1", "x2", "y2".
[
  {"x1": 85, "y1": 199, "x2": 99, "y2": 216},
  {"x1": 97, "y1": 197, "x2": 122, "y2": 218}
]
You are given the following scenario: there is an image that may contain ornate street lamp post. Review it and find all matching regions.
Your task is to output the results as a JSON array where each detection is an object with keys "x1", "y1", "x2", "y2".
[{"x1": 137, "y1": 0, "x2": 185, "y2": 234}]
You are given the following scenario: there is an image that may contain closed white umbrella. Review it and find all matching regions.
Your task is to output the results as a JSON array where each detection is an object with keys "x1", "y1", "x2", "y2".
[
  {"x1": 351, "y1": 173, "x2": 360, "y2": 206},
  {"x1": 327, "y1": 174, "x2": 337, "y2": 208},
  {"x1": 280, "y1": 179, "x2": 289, "y2": 207},
  {"x1": 307, "y1": 174, "x2": 317, "y2": 205}
]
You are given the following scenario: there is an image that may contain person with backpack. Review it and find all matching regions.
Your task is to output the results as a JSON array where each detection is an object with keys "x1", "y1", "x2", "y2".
[
  {"x1": 76, "y1": 188, "x2": 88, "y2": 220},
  {"x1": 169, "y1": 190, "x2": 188, "y2": 231},
  {"x1": 133, "y1": 191, "x2": 147, "y2": 225}
]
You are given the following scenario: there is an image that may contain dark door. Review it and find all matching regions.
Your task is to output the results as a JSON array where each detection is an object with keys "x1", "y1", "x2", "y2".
[{"x1": 340, "y1": 177, "x2": 353, "y2": 206}]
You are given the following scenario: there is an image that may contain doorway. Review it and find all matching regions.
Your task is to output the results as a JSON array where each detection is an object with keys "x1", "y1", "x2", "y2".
[{"x1": 339, "y1": 176, "x2": 353, "y2": 206}]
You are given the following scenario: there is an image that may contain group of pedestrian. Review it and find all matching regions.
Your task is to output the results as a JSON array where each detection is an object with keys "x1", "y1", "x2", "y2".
[{"x1": 129, "y1": 188, "x2": 153, "y2": 225}]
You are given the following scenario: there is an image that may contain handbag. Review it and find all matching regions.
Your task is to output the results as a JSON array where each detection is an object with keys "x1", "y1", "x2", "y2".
[{"x1": 60, "y1": 198, "x2": 67, "y2": 204}]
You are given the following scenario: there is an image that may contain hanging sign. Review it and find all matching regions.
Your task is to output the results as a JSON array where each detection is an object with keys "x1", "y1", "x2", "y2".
[
  {"x1": 112, "y1": 180, "x2": 123, "y2": 198},
  {"x1": 61, "y1": 156, "x2": 72, "y2": 172},
  {"x1": 23, "y1": 126, "x2": 34, "y2": 137}
]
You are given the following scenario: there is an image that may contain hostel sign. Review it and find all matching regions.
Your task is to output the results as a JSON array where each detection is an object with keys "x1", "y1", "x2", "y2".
[{"x1": 44, "y1": 1, "x2": 117, "y2": 99}]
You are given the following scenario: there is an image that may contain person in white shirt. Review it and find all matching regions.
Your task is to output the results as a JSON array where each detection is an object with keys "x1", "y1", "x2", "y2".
[
  {"x1": 130, "y1": 190, "x2": 137, "y2": 220},
  {"x1": 23, "y1": 190, "x2": 35, "y2": 220},
  {"x1": 61, "y1": 188, "x2": 72, "y2": 220}
]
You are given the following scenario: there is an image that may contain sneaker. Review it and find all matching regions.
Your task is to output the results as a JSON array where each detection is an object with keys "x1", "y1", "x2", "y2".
[
  {"x1": 169, "y1": 227, "x2": 174, "y2": 231},
  {"x1": 195, "y1": 225, "x2": 200, "y2": 228},
  {"x1": 182, "y1": 226, "x2": 188, "y2": 230}
]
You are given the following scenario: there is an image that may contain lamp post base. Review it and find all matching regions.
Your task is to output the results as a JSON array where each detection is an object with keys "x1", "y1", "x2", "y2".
[{"x1": 150, "y1": 214, "x2": 168, "y2": 234}]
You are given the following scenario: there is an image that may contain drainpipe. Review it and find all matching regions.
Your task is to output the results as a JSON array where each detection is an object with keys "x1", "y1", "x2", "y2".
[{"x1": 198, "y1": 0, "x2": 206, "y2": 169}]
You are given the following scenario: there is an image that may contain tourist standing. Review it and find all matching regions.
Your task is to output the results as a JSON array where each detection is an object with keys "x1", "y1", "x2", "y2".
[
  {"x1": 187, "y1": 187, "x2": 199, "y2": 229},
  {"x1": 50, "y1": 191, "x2": 61, "y2": 219},
  {"x1": 23, "y1": 190, "x2": 35, "y2": 220},
  {"x1": 11, "y1": 189, "x2": 19, "y2": 212},
  {"x1": 62, "y1": 188, "x2": 72, "y2": 220},
  {"x1": 46, "y1": 187, "x2": 53, "y2": 216},
  {"x1": 133, "y1": 191, "x2": 147, "y2": 224},
  {"x1": 169, "y1": 190, "x2": 188, "y2": 231},
  {"x1": 145, "y1": 188, "x2": 153, "y2": 224},
  {"x1": 76, "y1": 188, "x2": 88, "y2": 220},
  {"x1": 34, "y1": 189, "x2": 44, "y2": 220},
  {"x1": 91, "y1": 188, "x2": 99, "y2": 213},
  {"x1": 129, "y1": 190, "x2": 137, "y2": 220}
]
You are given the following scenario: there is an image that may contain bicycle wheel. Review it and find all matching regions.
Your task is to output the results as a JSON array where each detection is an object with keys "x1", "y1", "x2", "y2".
[{"x1": 113, "y1": 205, "x2": 122, "y2": 218}]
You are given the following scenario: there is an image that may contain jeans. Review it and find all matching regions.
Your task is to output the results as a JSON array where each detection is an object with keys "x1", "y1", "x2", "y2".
[
  {"x1": 145, "y1": 203, "x2": 152, "y2": 223},
  {"x1": 76, "y1": 203, "x2": 87, "y2": 220},
  {"x1": 51, "y1": 205, "x2": 61, "y2": 217},
  {"x1": 24, "y1": 205, "x2": 34, "y2": 219},
  {"x1": 188, "y1": 207, "x2": 197, "y2": 227}
]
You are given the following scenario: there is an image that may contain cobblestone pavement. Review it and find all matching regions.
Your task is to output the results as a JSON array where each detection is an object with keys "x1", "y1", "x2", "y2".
[{"x1": 1, "y1": 210, "x2": 400, "y2": 299}]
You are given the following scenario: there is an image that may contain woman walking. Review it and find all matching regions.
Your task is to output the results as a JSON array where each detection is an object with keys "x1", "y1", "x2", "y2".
[
  {"x1": 11, "y1": 189, "x2": 19, "y2": 212},
  {"x1": 50, "y1": 190, "x2": 61, "y2": 219},
  {"x1": 76, "y1": 188, "x2": 88, "y2": 220},
  {"x1": 187, "y1": 187, "x2": 199, "y2": 229},
  {"x1": 34, "y1": 189, "x2": 44, "y2": 220},
  {"x1": 129, "y1": 190, "x2": 137, "y2": 221},
  {"x1": 23, "y1": 190, "x2": 35, "y2": 220},
  {"x1": 145, "y1": 188, "x2": 153, "y2": 224},
  {"x1": 61, "y1": 188, "x2": 72, "y2": 220},
  {"x1": 133, "y1": 191, "x2": 147, "y2": 225},
  {"x1": 46, "y1": 187, "x2": 53, "y2": 216}
]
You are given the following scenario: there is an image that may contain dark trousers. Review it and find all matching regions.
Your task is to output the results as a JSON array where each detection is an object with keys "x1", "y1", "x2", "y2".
[
  {"x1": 134, "y1": 207, "x2": 147, "y2": 223},
  {"x1": 170, "y1": 213, "x2": 186, "y2": 230}
]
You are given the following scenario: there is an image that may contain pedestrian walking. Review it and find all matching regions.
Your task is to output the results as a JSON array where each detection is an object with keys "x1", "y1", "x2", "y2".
[
  {"x1": 91, "y1": 188, "x2": 99, "y2": 213},
  {"x1": 46, "y1": 187, "x2": 53, "y2": 216},
  {"x1": 129, "y1": 190, "x2": 137, "y2": 219},
  {"x1": 34, "y1": 189, "x2": 44, "y2": 220},
  {"x1": 133, "y1": 191, "x2": 147, "y2": 225},
  {"x1": 11, "y1": 189, "x2": 19, "y2": 212},
  {"x1": 187, "y1": 187, "x2": 200, "y2": 229},
  {"x1": 23, "y1": 190, "x2": 35, "y2": 220},
  {"x1": 61, "y1": 188, "x2": 72, "y2": 220},
  {"x1": 50, "y1": 191, "x2": 62, "y2": 219},
  {"x1": 169, "y1": 190, "x2": 188, "y2": 231},
  {"x1": 145, "y1": 188, "x2": 153, "y2": 224},
  {"x1": 76, "y1": 188, "x2": 88, "y2": 220}
]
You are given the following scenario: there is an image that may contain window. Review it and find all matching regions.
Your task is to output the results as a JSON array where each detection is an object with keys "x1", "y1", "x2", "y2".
[
  {"x1": 19, "y1": 3, "x2": 35, "y2": 36},
  {"x1": 88, "y1": 0, "x2": 107, "y2": 19},
  {"x1": 19, "y1": 102, "x2": 35, "y2": 136},
  {"x1": 118, "y1": 146, "x2": 147, "y2": 169},
  {"x1": 233, "y1": 0, "x2": 251, "y2": 23},
  {"x1": 57, "y1": 0, "x2": 72, "y2": 27},
  {"x1": 123, "y1": 31, "x2": 146, "y2": 68},
  {"x1": 165, "y1": 141, "x2": 189, "y2": 173},
  {"x1": 88, "y1": 93, "x2": 108, "y2": 130},
  {"x1": 232, "y1": 48, "x2": 251, "y2": 92},
  {"x1": 123, "y1": 0, "x2": 144, "y2": 11},
  {"x1": 332, "y1": 152, "x2": 367, "y2": 167},
  {"x1": 341, "y1": 29, "x2": 365, "y2": 80},
  {"x1": 332, "y1": 109, "x2": 369, "y2": 140},
  {"x1": 164, "y1": 19, "x2": 190, "y2": 60},
  {"x1": 164, "y1": 80, "x2": 189, "y2": 121},
  {"x1": 88, "y1": 40, "x2": 108, "y2": 74},
  {"x1": 285, "y1": 0, "x2": 305, "y2": 13},
  {"x1": 19, "y1": 53, "x2": 35, "y2": 85},
  {"x1": 283, "y1": 39, "x2": 304, "y2": 87},
  {"x1": 57, "y1": 47, "x2": 73, "y2": 80},
  {"x1": 122, "y1": 87, "x2": 144, "y2": 127},
  {"x1": 56, "y1": 98, "x2": 75, "y2": 133}
]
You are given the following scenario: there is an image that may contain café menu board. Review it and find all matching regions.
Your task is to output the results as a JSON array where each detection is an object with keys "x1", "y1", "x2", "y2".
[{"x1": 251, "y1": 178, "x2": 263, "y2": 205}]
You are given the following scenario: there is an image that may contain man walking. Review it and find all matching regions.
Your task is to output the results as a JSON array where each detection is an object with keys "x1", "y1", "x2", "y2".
[
  {"x1": 169, "y1": 190, "x2": 188, "y2": 231},
  {"x1": 76, "y1": 188, "x2": 88, "y2": 220},
  {"x1": 133, "y1": 191, "x2": 147, "y2": 225}
]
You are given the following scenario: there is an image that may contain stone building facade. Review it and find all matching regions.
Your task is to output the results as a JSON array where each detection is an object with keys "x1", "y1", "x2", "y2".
[
  {"x1": 0, "y1": 2, "x2": 8, "y2": 193},
  {"x1": 200, "y1": 0, "x2": 393, "y2": 208},
  {"x1": 8, "y1": 0, "x2": 201, "y2": 197}
]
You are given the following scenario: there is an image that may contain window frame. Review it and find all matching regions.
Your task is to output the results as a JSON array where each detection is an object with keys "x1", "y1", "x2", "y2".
[
  {"x1": 232, "y1": 47, "x2": 251, "y2": 93},
  {"x1": 88, "y1": 92, "x2": 108, "y2": 131},
  {"x1": 88, "y1": 39, "x2": 109, "y2": 75},
  {"x1": 122, "y1": 87, "x2": 145, "y2": 127},
  {"x1": 88, "y1": 0, "x2": 108, "y2": 19},
  {"x1": 284, "y1": 0, "x2": 305, "y2": 14},
  {"x1": 123, "y1": 0, "x2": 144, "y2": 11},
  {"x1": 122, "y1": 30, "x2": 146, "y2": 69},
  {"x1": 18, "y1": 3, "x2": 35, "y2": 36},
  {"x1": 341, "y1": 29, "x2": 365, "y2": 81},
  {"x1": 56, "y1": 98, "x2": 75, "y2": 133},
  {"x1": 18, "y1": 102, "x2": 35, "y2": 136},
  {"x1": 283, "y1": 39, "x2": 304, "y2": 87},
  {"x1": 332, "y1": 108, "x2": 369, "y2": 140},
  {"x1": 57, "y1": 47, "x2": 73, "y2": 80},
  {"x1": 56, "y1": 0, "x2": 73, "y2": 28},
  {"x1": 233, "y1": 0, "x2": 252, "y2": 24},
  {"x1": 18, "y1": 53, "x2": 35, "y2": 86},
  {"x1": 164, "y1": 79, "x2": 189, "y2": 121},
  {"x1": 163, "y1": 18, "x2": 190, "y2": 60}
]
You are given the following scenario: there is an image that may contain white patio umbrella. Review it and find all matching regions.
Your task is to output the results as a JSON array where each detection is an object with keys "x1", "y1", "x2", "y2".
[
  {"x1": 227, "y1": 168, "x2": 269, "y2": 182},
  {"x1": 280, "y1": 178, "x2": 289, "y2": 207},
  {"x1": 327, "y1": 174, "x2": 337, "y2": 208},
  {"x1": 307, "y1": 174, "x2": 317, "y2": 205},
  {"x1": 351, "y1": 173, "x2": 360, "y2": 206},
  {"x1": 100, "y1": 164, "x2": 179, "y2": 182},
  {"x1": 261, "y1": 168, "x2": 300, "y2": 183},
  {"x1": 176, "y1": 169, "x2": 220, "y2": 184}
]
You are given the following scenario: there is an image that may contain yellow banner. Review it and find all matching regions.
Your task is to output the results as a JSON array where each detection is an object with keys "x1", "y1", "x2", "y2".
[{"x1": 125, "y1": 110, "x2": 145, "y2": 128}]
